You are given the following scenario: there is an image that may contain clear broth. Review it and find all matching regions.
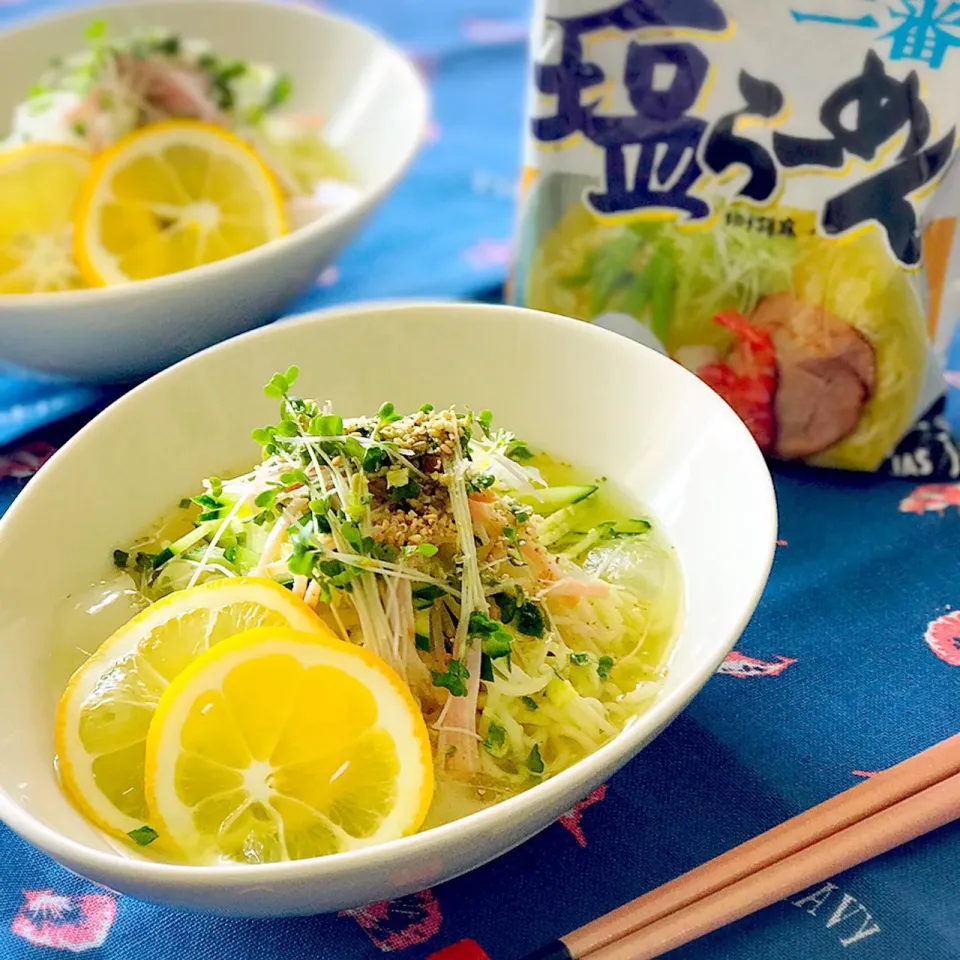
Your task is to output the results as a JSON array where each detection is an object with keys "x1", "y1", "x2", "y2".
[{"x1": 54, "y1": 456, "x2": 683, "y2": 857}]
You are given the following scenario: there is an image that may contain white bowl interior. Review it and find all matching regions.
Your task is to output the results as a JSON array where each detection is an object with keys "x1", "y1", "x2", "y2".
[
  {"x1": 0, "y1": 303, "x2": 775, "y2": 912},
  {"x1": 0, "y1": 0, "x2": 422, "y2": 190}
]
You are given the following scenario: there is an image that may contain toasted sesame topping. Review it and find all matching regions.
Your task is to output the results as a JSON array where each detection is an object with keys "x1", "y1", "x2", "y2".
[{"x1": 377, "y1": 408, "x2": 464, "y2": 459}]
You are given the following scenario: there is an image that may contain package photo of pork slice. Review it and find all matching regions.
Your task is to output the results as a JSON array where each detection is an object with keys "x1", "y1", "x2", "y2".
[{"x1": 510, "y1": 0, "x2": 960, "y2": 479}]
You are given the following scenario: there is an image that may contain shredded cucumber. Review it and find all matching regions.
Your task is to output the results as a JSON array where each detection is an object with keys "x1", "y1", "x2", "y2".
[{"x1": 517, "y1": 483, "x2": 598, "y2": 516}]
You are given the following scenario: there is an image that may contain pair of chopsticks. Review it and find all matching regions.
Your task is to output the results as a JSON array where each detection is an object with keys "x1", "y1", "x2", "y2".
[{"x1": 522, "y1": 732, "x2": 960, "y2": 960}]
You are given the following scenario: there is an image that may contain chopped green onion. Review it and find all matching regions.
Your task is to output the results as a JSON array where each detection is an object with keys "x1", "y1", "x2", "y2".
[
  {"x1": 432, "y1": 659, "x2": 469, "y2": 697},
  {"x1": 154, "y1": 34, "x2": 181, "y2": 56},
  {"x1": 480, "y1": 653, "x2": 494, "y2": 681},
  {"x1": 494, "y1": 592, "x2": 518, "y2": 624},
  {"x1": 363, "y1": 447, "x2": 385, "y2": 473},
  {"x1": 506, "y1": 440, "x2": 534, "y2": 462},
  {"x1": 483, "y1": 722, "x2": 506, "y2": 755},
  {"x1": 266, "y1": 73, "x2": 293, "y2": 110},
  {"x1": 469, "y1": 611, "x2": 512, "y2": 660},
  {"x1": 521, "y1": 695, "x2": 539, "y2": 711},
  {"x1": 127, "y1": 825, "x2": 159, "y2": 847},
  {"x1": 317, "y1": 558, "x2": 355, "y2": 588},
  {"x1": 371, "y1": 542, "x2": 400, "y2": 562},
  {"x1": 469, "y1": 473, "x2": 496, "y2": 491},
  {"x1": 413, "y1": 585, "x2": 445, "y2": 609},
  {"x1": 516, "y1": 601, "x2": 545, "y2": 638},
  {"x1": 388, "y1": 480, "x2": 420, "y2": 503},
  {"x1": 112, "y1": 549, "x2": 129, "y2": 569},
  {"x1": 597, "y1": 655, "x2": 614, "y2": 680},
  {"x1": 526, "y1": 745, "x2": 545, "y2": 774},
  {"x1": 508, "y1": 500, "x2": 531, "y2": 523}
]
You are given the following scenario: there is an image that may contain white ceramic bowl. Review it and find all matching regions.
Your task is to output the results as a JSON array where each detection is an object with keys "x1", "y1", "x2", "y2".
[
  {"x1": 0, "y1": 0, "x2": 427, "y2": 381},
  {"x1": 0, "y1": 302, "x2": 777, "y2": 915}
]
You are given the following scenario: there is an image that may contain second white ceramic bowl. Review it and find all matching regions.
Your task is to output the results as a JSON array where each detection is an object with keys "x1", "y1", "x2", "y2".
[
  {"x1": 0, "y1": 0, "x2": 427, "y2": 381},
  {"x1": 0, "y1": 301, "x2": 776, "y2": 915}
]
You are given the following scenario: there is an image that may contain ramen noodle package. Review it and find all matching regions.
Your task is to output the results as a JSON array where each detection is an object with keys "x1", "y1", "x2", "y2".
[{"x1": 511, "y1": 0, "x2": 960, "y2": 479}]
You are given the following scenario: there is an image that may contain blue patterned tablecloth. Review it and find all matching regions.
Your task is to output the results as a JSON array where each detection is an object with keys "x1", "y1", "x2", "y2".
[{"x1": 1, "y1": 2, "x2": 959, "y2": 958}]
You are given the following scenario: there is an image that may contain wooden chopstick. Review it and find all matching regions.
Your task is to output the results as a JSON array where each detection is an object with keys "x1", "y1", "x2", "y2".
[
  {"x1": 587, "y1": 768, "x2": 960, "y2": 960},
  {"x1": 521, "y1": 732, "x2": 960, "y2": 960}
]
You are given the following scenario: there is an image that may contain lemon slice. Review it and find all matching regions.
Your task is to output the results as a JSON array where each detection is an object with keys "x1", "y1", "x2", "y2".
[
  {"x1": 56, "y1": 578, "x2": 325, "y2": 842},
  {"x1": 145, "y1": 627, "x2": 434, "y2": 864},
  {"x1": 74, "y1": 120, "x2": 286, "y2": 285},
  {"x1": 0, "y1": 144, "x2": 90, "y2": 293}
]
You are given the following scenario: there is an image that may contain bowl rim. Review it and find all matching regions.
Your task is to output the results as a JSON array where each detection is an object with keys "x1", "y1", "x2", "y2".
[
  {"x1": 0, "y1": 300, "x2": 778, "y2": 890},
  {"x1": 0, "y1": 0, "x2": 429, "y2": 308}
]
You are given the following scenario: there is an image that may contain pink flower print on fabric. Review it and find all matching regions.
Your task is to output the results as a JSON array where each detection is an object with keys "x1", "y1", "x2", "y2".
[
  {"x1": 0, "y1": 441, "x2": 56, "y2": 480},
  {"x1": 558, "y1": 784, "x2": 608, "y2": 847},
  {"x1": 315, "y1": 265, "x2": 339, "y2": 288},
  {"x1": 341, "y1": 888, "x2": 441, "y2": 952},
  {"x1": 461, "y1": 19, "x2": 530, "y2": 44},
  {"x1": 11, "y1": 890, "x2": 117, "y2": 953},
  {"x1": 924, "y1": 610, "x2": 960, "y2": 666},
  {"x1": 717, "y1": 651, "x2": 796, "y2": 677},
  {"x1": 409, "y1": 53, "x2": 439, "y2": 83},
  {"x1": 463, "y1": 238, "x2": 512, "y2": 270},
  {"x1": 898, "y1": 483, "x2": 960, "y2": 515}
]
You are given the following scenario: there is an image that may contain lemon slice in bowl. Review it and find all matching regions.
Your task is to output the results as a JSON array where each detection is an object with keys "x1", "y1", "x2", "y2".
[
  {"x1": 55, "y1": 578, "x2": 325, "y2": 844},
  {"x1": 145, "y1": 627, "x2": 434, "y2": 864},
  {"x1": 74, "y1": 120, "x2": 286, "y2": 286},
  {"x1": 0, "y1": 144, "x2": 90, "y2": 293}
]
